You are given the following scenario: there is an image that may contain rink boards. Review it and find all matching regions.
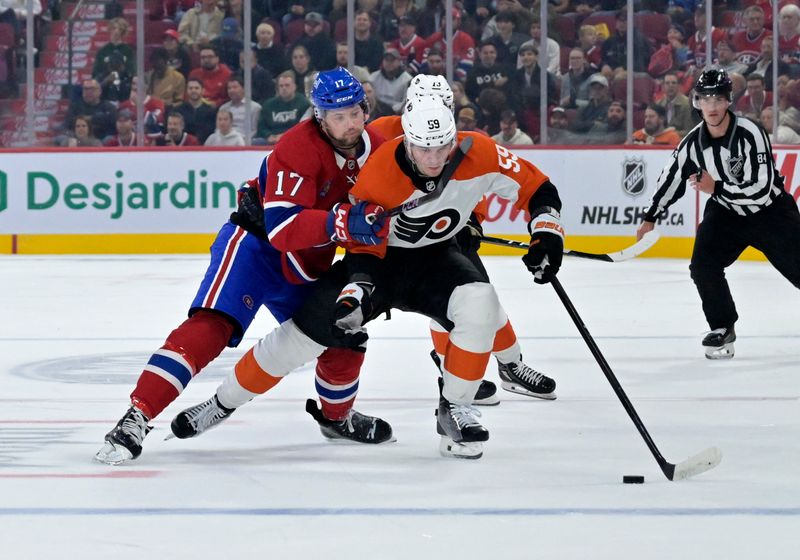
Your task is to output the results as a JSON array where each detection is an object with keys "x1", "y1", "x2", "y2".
[{"x1": 1, "y1": 145, "x2": 799, "y2": 257}]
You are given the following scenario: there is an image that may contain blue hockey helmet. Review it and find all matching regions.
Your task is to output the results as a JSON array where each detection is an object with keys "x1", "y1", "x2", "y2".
[{"x1": 310, "y1": 67, "x2": 368, "y2": 119}]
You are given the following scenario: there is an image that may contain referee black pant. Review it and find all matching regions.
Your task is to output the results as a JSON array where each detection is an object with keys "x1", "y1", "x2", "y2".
[{"x1": 690, "y1": 191, "x2": 800, "y2": 330}]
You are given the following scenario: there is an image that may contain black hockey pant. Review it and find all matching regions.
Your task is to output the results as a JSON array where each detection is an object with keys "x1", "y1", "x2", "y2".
[{"x1": 689, "y1": 191, "x2": 800, "y2": 330}]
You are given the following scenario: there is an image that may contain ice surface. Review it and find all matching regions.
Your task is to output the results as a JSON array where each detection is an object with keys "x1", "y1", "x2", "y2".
[{"x1": 0, "y1": 254, "x2": 797, "y2": 559}]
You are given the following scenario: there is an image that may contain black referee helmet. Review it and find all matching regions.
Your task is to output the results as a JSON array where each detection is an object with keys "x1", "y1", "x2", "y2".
[{"x1": 692, "y1": 68, "x2": 733, "y2": 109}]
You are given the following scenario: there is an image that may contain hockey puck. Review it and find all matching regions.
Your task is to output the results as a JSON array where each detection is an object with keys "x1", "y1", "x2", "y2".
[{"x1": 623, "y1": 475, "x2": 645, "y2": 484}]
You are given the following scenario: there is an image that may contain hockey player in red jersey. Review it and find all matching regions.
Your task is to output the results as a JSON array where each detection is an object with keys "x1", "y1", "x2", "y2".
[{"x1": 95, "y1": 68, "x2": 392, "y2": 465}]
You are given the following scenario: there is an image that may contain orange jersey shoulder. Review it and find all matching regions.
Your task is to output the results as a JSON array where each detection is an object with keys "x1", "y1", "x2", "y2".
[{"x1": 368, "y1": 116, "x2": 403, "y2": 141}]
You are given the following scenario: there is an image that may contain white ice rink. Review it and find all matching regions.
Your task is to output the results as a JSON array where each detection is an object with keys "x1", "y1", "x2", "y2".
[{"x1": 0, "y1": 253, "x2": 797, "y2": 559}]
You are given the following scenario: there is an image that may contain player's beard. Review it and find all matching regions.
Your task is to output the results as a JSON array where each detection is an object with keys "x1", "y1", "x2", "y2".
[{"x1": 320, "y1": 121, "x2": 362, "y2": 152}]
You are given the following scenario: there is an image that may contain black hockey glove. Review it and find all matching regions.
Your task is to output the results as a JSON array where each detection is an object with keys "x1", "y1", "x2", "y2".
[
  {"x1": 455, "y1": 212, "x2": 483, "y2": 255},
  {"x1": 230, "y1": 183, "x2": 268, "y2": 241},
  {"x1": 522, "y1": 207, "x2": 564, "y2": 285},
  {"x1": 332, "y1": 281, "x2": 373, "y2": 352}
]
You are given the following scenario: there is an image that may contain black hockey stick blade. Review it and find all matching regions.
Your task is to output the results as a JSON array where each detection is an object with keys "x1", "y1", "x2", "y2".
[
  {"x1": 550, "y1": 276, "x2": 722, "y2": 481},
  {"x1": 480, "y1": 230, "x2": 661, "y2": 262},
  {"x1": 380, "y1": 135, "x2": 474, "y2": 218}
]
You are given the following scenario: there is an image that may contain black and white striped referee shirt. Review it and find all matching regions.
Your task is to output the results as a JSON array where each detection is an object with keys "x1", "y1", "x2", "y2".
[{"x1": 644, "y1": 110, "x2": 785, "y2": 220}]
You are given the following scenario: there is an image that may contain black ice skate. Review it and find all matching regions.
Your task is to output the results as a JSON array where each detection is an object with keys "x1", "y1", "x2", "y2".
[
  {"x1": 497, "y1": 356, "x2": 557, "y2": 400},
  {"x1": 305, "y1": 399, "x2": 395, "y2": 444},
  {"x1": 94, "y1": 406, "x2": 152, "y2": 465},
  {"x1": 430, "y1": 350, "x2": 500, "y2": 406},
  {"x1": 702, "y1": 326, "x2": 736, "y2": 360},
  {"x1": 170, "y1": 395, "x2": 235, "y2": 439},
  {"x1": 435, "y1": 396, "x2": 489, "y2": 459}
]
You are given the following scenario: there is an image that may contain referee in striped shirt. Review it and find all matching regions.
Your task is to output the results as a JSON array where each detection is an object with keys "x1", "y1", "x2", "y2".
[{"x1": 636, "y1": 68, "x2": 800, "y2": 360}]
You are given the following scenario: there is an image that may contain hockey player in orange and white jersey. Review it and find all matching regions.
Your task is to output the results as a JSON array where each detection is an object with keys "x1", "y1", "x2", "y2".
[{"x1": 170, "y1": 94, "x2": 564, "y2": 459}]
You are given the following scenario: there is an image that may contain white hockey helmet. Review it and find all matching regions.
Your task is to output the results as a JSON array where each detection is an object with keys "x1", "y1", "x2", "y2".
[
  {"x1": 401, "y1": 95, "x2": 456, "y2": 148},
  {"x1": 407, "y1": 74, "x2": 454, "y2": 111}
]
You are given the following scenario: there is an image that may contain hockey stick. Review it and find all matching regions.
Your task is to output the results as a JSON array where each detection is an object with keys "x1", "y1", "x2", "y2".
[
  {"x1": 378, "y1": 136, "x2": 474, "y2": 218},
  {"x1": 551, "y1": 276, "x2": 722, "y2": 481},
  {"x1": 480, "y1": 230, "x2": 661, "y2": 262}
]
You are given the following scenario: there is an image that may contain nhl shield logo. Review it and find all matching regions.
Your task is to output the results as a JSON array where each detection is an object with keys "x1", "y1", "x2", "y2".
[
  {"x1": 622, "y1": 158, "x2": 646, "y2": 197},
  {"x1": 727, "y1": 154, "x2": 744, "y2": 179},
  {"x1": 425, "y1": 180, "x2": 436, "y2": 192}
]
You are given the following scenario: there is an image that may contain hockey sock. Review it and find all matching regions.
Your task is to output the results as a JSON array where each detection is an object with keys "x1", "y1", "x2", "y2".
[
  {"x1": 131, "y1": 310, "x2": 234, "y2": 419},
  {"x1": 442, "y1": 339, "x2": 490, "y2": 403},
  {"x1": 429, "y1": 320, "x2": 450, "y2": 365},
  {"x1": 315, "y1": 347, "x2": 364, "y2": 421},
  {"x1": 492, "y1": 320, "x2": 521, "y2": 364}
]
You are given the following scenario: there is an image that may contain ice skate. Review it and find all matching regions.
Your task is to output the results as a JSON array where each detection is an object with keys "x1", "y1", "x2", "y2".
[
  {"x1": 435, "y1": 396, "x2": 489, "y2": 459},
  {"x1": 703, "y1": 326, "x2": 736, "y2": 360},
  {"x1": 305, "y1": 399, "x2": 395, "y2": 444},
  {"x1": 170, "y1": 395, "x2": 235, "y2": 439},
  {"x1": 430, "y1": 350, "x2": 500, "y2": 406},
  {"x1": 497, "y1": 356, "x2": 557, "y2": 400},
  {"x1": 94, "y1": 406, "x2": 152, "y2": 465}
]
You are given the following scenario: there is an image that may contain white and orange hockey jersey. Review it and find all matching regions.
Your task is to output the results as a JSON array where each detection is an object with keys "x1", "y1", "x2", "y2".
[{"x1": 349, "y1": 131, "x2": 549, "y2": 257}]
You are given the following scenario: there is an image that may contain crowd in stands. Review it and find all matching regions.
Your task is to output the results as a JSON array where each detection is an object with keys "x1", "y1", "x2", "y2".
[{"x1": 5, "y1": 0, "x2": 800, "y2": 147}]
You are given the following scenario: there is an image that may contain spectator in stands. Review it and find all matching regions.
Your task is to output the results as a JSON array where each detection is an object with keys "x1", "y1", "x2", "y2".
[
  {"x1": 163, "y1": 29, "x2": 193, "y2": 78},
  {"x1": 560, "y1": 47, "x2": 596, "y2": 109},
  {"x1": 466, "y1": 41, "x2": 515, "y2": 103},
  {"x1": 282, "y1": 0, "x2": 326, "y2": 28},
  {"x1": 760, "y1": 105, "x2": 800, "y2": 144},
  {"x1": 256, "y1": 71, "x2": 310, "y2": 145},
  {"x1": 390, "y1": 16, "x2": 427, "y2": 74},
  {"x1": 456, "y1": 106, "x2": 488, "y2": 135},
  {"x1": 368, "y1": 48, "x2": 412, "y2": 113},
  {"x1": 188, "y1": 46, "x2": 232, "y2": 107},
  {"x1": 60, "y1": 115, "x2": 102, "y2": 147},
  {"x1": 423, "y1": 7, "x2": 476, "y2": 81},
  {"x1": 776, "y1": 76, "x2": 800, "y2": 133},
  {"x1": 0, "y1": 0, "x2": 40, "y2": 40},
  {"x1": 147, "y1": 48, "x2": 186, "y2": 107},
  {"x1": 571, "y1": 73, "x2": 612, "y2": 134},
  {"x1": 657, "y1": 71, "x2": 696, "y2": 137},
  {"x1": 178, "y1": 0, "x2": 225, "y2": 51},
  {"x1": 363, "y1": 81, "x2": 393, "y2": 123},
  {"x1": 481, "y1": 0, "x2": 532, "y2": 43},
  {"x1": 92, "y1": 17, "x2": 135, "y2": 81},
  {"x1": 294, "y1": 12, "x2": 336, "y2": 72},
  {"x1": 254, "y1": 22, "x2": 287, "y2": 77},
  {"x1": 174, "y1": 77, "x2": 218, "y2": 144},
  {"x1": 155, "y1": 112, "x2": 200, "y2": 146},
  {"x1": 778, "y1": 4, "x2": 800, "y2": 66},
  {"x1": 547, "y1": 106, "x2": 580, "y2": 144},
  {"x1": 237, "y1": 51, "x2": 275, "y2": 104},
  {"x1": 379, "y1": 0, "x2": 418, "y2": 42},
  {"x1": 578, "y1": 24, "x2": 602, "y2": 68},
  {"x1": 729, "y1": 71, "x2": 747, "y2": 107},
  {"x1": 601, "y1": 10, "x2": 652, "y2": 77},
  {"x1": 520, "y1": 17, "x2": 561, "y2": 76},
  {"x1": 211, "y1": 17, "x2": 244, "y2": 72},
  {"x1": 289, "y1": 44, "x2": 315, "y2": 94},
  {"x1": 716, "y1": 40, "x2": 748, "y2": 76},
  {"x1": 204, "y1": 108, "x2": 246, "y2": 146},
  {"x1": 487, "y1": 12, "x2": 529, "y2": 67},
  {"x1": 451, "y1": 80, "x2": 479, "y2": 120},
  {"x1": 225, "y1": 0, "x2": 244, "y2": 27},
  {"x1": 736, "y1": 73, "x2": 773, "y2": 120},
  {"x1": 632, "y1": 104, "x2": 681, "y2": 145},
  {"x1": 219, "y1": 76, "x2": 261, "y2": 140},
  {"x1": 492, "y1": 109, "x2": 533, "y2": 146},
  {"x1": 66, "y1": 79, "x2": 118, "y2": 140},
  {"x1": 745, "y1": 37, "x2": 790, "y2": 92},
  {"x1": 104, "y1": 109, "x2": 139, "y2": 147},
  {"x1": 477, "y1": 87, "x2": 508, "y2": 136},
  {"x1": 731, "y1": 5, "x2": 771, "y2": 66},
  {"x1": 584, "y1": 100, "x2": 627, "y2": 145},
  {"x1": 353, "y1": 9, "x2": 384, "y2": 73},
  {"x1": 335, "y1": 43, "x2": 369, "y2": 83},
  {"x1": 686, "y1": 4, "x2": 726, "y2": 69},
  {"x1": 417, "y1": 47, "x2": 446, "y2": 77},
  {"x1": 98, "y1": 51, "x2": 133, "y2": 103},
  {"x1": 513, "y1": 43, "x2": 557, "y2": 114},
  {"x1": 120, "y1": 77, "x2": 166, "y2": 141}
]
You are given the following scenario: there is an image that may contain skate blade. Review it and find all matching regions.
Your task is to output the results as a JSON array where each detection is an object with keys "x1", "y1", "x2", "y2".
[
  {"x1": 319, "y1": 428, "x2": 397, "y2": 444},
  {"x1": 93, "y1": 441, "x2": 133, "y2": 466},
  {"x1": 500, "y1": 381, "x2": 557, "y2": 400},
  {"x1": 472, "y1": 394, "x2": 501, "y2": 406},
  {"x1": 439, "y1": 437, "x2": 483, "y2": 459},
  {"x1": 704, "y1": 344, "x2": 734, "y2": 360}
]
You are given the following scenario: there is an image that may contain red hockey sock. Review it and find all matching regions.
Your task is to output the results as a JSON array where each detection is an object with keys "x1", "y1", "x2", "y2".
[{"x1": 315, "y1": 347, "x2": 364, "y2": 421}]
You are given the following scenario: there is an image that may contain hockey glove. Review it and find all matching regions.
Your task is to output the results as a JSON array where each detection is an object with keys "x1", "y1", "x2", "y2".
[
  {"x1": 522, "y1": 207, "x2": 564, "y2": 285},
  {"x1": 230, "y1": 180, "x2": 268, "y2": 241},
  {"x1": 332, "y1": 281, "x2": 373, "y2": 352},
  {"x1": 326, "y1": 202, "x2": 389, "y2": 246},
  {"x1": 455, "y1": 212, "x2": 483, "y2": 255}
]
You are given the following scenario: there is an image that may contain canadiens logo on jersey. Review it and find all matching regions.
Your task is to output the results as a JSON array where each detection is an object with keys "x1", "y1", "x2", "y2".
[
  {"x1": 394, "y1": 208, "x2": 463, "y2": 244},
  {"x1": 622, "y1": 158, "x2": 646, "y2": 197}
]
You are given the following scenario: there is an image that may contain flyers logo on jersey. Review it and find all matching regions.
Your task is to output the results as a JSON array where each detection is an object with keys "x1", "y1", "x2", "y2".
[{"x1": 394, "y1": 208, "x2": 462, "y2": 244}]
